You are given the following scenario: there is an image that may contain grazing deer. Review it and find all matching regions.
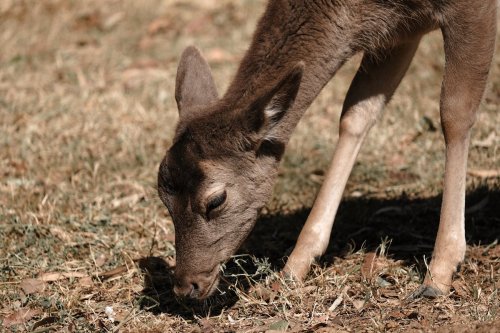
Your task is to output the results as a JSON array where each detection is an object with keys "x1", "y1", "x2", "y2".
[{"x1": 157, "y1": 0, "x2": 497, "y2": 300}]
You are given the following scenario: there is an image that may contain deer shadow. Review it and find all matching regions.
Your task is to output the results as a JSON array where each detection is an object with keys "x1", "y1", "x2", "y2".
[
  {"x1": 243, "y1": 185, "x2": 499, "y2": 270},
  {"x1": 138, "y1": 185, "x2": 499, "y2": 318}
]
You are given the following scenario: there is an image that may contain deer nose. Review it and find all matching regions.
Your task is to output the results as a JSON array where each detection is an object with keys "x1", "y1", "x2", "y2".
[
  {"x1": 173, "y1": 267, "x2": 220, "y2": 299},
  {"x1": 173, "y1": 280, "x2": 199, "y2": 298}
]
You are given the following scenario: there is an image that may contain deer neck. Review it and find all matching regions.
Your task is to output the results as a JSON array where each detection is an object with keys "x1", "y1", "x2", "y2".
[{"x1": 222, "y1": 3, "x2": 354, "y2": 143}]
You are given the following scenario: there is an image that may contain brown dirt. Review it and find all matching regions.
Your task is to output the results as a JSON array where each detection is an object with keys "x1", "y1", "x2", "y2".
[{"x1": 1, "y1": 1, "x2": 499, "y2": 332}]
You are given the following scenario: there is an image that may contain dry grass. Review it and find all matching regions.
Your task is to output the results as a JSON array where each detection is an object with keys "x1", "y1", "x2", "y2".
[{"x1": 0, "y1": 1, "x2": 499, "y2": 332}]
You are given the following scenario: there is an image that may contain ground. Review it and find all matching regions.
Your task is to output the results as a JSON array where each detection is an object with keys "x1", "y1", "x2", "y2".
[{"x1": 0, "y1": 0, "x2": 499, "y2": 332}]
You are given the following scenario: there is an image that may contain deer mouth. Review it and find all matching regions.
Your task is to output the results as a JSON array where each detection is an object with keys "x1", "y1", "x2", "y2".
[{"x1": 195, "y1": 264, "x2": 220, "y2": 300}]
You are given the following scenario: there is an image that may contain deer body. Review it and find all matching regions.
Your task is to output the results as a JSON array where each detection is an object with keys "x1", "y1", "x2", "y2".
[{"x1": 158, "y1": 0, "x2": 497, "y2": 300}]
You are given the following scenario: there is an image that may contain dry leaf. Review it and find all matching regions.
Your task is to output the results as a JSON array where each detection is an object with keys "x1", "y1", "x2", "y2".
[
  {"x1": 198, "y1": 318, "x2": 214, "y2": 333},
  {"x1": 39, "y1": 272, "x2": 66, "y2": 282},
  {"x1": 294, "y1": 286, "x2": 316, "y2": 294},
  {"x1": 451, "y1": 280, "x2": 468, "y2": 298},
  {"x1": 20, "y1": 278, "x2": 46, "y2": 295},
  {"x1": 80, "y1": 292, "x2": 97, "y2": 301},
  {"x1": 79, "y1": 276, "x2": 94, "y2": 288},
  {"x1": 380, "y1": 289, "x2": 400, "y2": 299},
  {"x1": 268, "y1": 319, "x2": 289, "y2": 331},
  {"x1": 270, "y1": 281, "x2": 281, "y2": 293},
  {"x1": 98, "y1": 265, "x2": 128, "y2": 280},
  {"x1": 352, "y1": 299, "x2": 365, "y2": 311},
  {"x1": 467, "y1": 169, "x2": 500, "y2": 178},
  {"x1": 361, "y1": 252, "x2": 377, "y2": 279},
  {"x1": 39, "y1": 272, "x2": 87, "y2": 282},
  {"x1": 2, "y1": 308, "x2": 41, "y2": 327},
  {"x1": 388, "y1": 310, "x2": 405, "y2": 319}
]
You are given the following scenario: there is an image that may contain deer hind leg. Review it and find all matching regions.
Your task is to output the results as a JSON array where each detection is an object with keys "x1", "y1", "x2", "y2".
[
  {"x1": 283, "y1": 37, "x2": 422, "y2": 281},
  {"x1": 410, "y1": 3, "x2": 497, "y2": 299}
]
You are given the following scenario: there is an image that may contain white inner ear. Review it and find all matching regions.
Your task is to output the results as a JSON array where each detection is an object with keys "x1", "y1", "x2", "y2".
[
  {"x1": 262, "y1": 93, "x2": 287, "y2": 142},
  {"x1": 264, "y1": 104, "x2": 282, "y2": 128}
]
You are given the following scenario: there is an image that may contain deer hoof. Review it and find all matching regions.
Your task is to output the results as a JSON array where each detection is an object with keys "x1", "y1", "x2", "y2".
[{"x1": 406, "y1": 284, "x2": 444, "y2": 301}]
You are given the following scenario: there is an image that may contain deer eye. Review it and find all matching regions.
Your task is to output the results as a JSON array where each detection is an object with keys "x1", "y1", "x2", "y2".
[{"x1": 206, "y1": 190, "x2": 227, "y2": 218}]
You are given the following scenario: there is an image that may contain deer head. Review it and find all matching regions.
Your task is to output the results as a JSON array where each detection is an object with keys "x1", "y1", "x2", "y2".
[{"x1": 157, "y1": 46, "x2": 303, "y2": 299}]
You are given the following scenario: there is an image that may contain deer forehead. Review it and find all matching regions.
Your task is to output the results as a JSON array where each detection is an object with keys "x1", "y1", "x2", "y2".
[{"x1": 197, "y1": 160, "x2": 235, "y2": 184}]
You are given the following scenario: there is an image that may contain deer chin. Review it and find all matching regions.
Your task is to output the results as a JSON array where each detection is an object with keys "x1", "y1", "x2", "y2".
[
  {"x1": 191, "y1": 263, "x2": 221, "y2": 300},
  {"x1": 198, "y1": 271, "x2": 220, "y2": 299}
]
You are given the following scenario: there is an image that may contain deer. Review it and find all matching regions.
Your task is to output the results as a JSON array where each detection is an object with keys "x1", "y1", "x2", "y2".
[{"x1": 157, "y1": 0, "x2": 497, "y2": 300}]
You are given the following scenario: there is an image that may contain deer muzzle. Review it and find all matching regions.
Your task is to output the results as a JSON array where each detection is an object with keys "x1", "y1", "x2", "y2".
[{"x1": 173, "y1": 264, "x2": 220, "y2": 300}]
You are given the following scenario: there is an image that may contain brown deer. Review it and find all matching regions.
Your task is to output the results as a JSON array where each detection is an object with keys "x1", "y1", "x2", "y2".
[{"x1": 157, "y1": 0, "x2": 497, "y2": 300}]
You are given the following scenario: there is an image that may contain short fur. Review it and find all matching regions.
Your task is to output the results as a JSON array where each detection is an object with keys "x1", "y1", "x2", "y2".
[{"x1": 158, "y1": 0, "x2": 497, "y2": 299}]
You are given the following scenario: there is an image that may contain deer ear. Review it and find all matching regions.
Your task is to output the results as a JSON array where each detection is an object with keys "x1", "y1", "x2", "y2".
[
  {"x1": 175, "y1": 46, "x2": 219, "y2": 116},
  {"x1": 245, "y1": 62, "x2": 304, "y2": 139}
]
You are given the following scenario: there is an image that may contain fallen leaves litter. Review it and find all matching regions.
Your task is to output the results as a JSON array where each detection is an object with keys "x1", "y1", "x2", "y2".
[
  {"x1": 0, "y1": 1, "x2": 498, "y2": 332},
  {"x1": 97, "y1": 265, "x2": 129, "y2": 280},
  {"x1": 79, "y1": 276, "x2": 94, "y2": 288},
  {"x1": 361, "y1": 252, "x2": 377, "y2": 280},
  {"x1": 268, "y1": 319, "x2": 289, "y2": 331},
  {"x1": 32, "y1": 316, "x2": 58, "y2": 331},
  {"x1": 2, "y1": 308, "x2": 41, "y2": 328},
  {"x1": 351, "y1": 299, "x2": 365, "y2": 312},
  {"x1": 20, "y1": 278, "x2": 46, "y2": 295},
  {"x1": 39, "y1": 272, "x2": 87, "y2": 282},
  {"x1": 451, "y1": 280, "x2": 468, "y2": 298}
]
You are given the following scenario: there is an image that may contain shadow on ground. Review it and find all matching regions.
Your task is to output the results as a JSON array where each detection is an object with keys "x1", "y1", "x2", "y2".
[
  {"x1": 245, "y1": 185, "x2": 499, "y2": 268},
  {"x1": 139, "y1": 186, "x2": 499, "y2": 317}
]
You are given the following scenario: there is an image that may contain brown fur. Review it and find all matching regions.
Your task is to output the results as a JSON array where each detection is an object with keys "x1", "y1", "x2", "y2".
[{"x1": 158, "y1": 0, "x2": 497, "y2": 299}]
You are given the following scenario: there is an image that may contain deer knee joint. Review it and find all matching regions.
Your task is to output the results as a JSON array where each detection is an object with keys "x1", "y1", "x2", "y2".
[
  {"x1": 339, "y1": 109, "x2": 378, "y2": 139},
  {"x1": 440, "y1": 92, "x2": 478, "y2": 142},
  {"x1": 340, "y1": 95, "x2": 384, "y2": 138}
]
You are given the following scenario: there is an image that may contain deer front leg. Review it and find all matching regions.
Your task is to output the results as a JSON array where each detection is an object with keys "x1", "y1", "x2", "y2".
[
  {"x1": 411, "y1": 5, "x2": 496, "y2": 298},
  {"x1": 284, "y1": 38, "x2": 421, "y2": 281}
]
